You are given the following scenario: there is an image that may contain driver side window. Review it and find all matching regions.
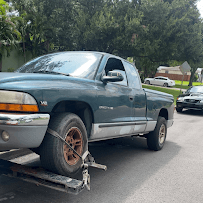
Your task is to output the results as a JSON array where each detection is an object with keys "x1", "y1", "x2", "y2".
[{"x1": 104, "y1": 58, "x2": 128, "y2": 86}]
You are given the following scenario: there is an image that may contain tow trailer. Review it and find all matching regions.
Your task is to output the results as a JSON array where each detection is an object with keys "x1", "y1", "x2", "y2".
[{"x1": 0, "y1": 128, "x2": 107, "y2": 195}]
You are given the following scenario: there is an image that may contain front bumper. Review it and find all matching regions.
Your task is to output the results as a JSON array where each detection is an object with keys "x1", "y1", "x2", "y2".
[
  {"x1": 176, "y1": 101, "x2": 203, "y2": 110},
  {"x1": 0, "y1": 113, "x2": 50, "y2": 151}
]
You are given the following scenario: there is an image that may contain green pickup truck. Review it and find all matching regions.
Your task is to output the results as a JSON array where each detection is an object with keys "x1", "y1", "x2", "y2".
[{"x1": 0, "y1": 51, "x2": 174, "y2": 176}]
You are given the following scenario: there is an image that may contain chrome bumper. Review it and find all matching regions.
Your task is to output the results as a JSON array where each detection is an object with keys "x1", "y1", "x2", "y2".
[
  {"x1": 0, "y1": 113, "x2": 50, "y2": 126},
  {"x1": 0, "y1": 113, "x2": 50, "y2": 151}
]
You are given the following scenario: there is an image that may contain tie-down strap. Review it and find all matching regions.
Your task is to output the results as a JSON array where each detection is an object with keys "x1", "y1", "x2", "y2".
[{"x1": 46, "y1": 128, "x2": 107, "y2": 190}]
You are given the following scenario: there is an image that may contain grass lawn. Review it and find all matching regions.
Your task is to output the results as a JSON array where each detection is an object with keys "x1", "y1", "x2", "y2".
[
  {"x1": 174, "y1": 84, "x2": 190, "y2": 89},
  {"x1": 142, "y1": 80, "x2": 203, "y2": 104},
  {"x1": 142, "y1": 84, "x2": 180, "y2": 104},
  {"x1": 174, "y1": 80, "x2": 203, "y2": 89}
]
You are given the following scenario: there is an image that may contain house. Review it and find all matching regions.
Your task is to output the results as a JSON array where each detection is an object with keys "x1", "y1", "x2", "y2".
[
  {"x1": 196, "y1": 68, "x2": 203, "y2": 82},
  {"x1": 155, "y1": 66, "x2": 191, "y2": 81}
]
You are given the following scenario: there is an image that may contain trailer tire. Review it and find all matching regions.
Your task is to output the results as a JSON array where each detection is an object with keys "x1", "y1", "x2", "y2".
[
  {"x1": 40, "y1": 113, "x2": 88, "y2": 176},
  {"x1": 147, "y1": 116, "x2": 167, "y2": 151}
]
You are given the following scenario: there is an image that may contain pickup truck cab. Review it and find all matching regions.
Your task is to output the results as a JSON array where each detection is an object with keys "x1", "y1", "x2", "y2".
[{"x1": 0, "y1": 51, "x2": 174, "y2": 176}]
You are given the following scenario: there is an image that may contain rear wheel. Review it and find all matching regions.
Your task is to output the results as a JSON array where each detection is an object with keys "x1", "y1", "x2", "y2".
[
  {"x1": 147, "y1": 116, "x2": 167, "y2": 151},
  {"x1": 40, "y1": 113, "x2": 88, "y2": 176}
]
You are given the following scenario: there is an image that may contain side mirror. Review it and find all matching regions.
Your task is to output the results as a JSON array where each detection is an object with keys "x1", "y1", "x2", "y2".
[{"x1": 101, "y1": 71, "x2": 124, "y2": 83}]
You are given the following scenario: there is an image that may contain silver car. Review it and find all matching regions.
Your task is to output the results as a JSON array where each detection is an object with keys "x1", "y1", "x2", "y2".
[{"x1": 144, "y1": 76, "x2": 175, "y2": 87}]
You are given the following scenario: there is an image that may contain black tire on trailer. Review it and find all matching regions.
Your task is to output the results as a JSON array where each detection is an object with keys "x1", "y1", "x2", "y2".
[
  {"x1": 147, "y1": 116, "x2": 167, "y2": 151},
  {"x1": 176, "y1": 107, "x2": 183, "y2": 112},
  {"x1": 40, "y1": 113, "x2": 88, "y2": 176}
]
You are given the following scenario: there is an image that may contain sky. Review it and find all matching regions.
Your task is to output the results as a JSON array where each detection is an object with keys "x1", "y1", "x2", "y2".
[{"x1": 196, "y1": 0, "x2": 203, "y2": 18}]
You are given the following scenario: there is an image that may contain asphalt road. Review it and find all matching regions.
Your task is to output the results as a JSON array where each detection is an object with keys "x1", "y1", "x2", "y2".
[{"x1": 0, "y1": 110, "x2": 203, "y2": 203}]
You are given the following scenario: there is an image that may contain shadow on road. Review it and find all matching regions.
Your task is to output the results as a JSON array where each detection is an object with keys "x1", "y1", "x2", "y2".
[
  {"x1": 177, "y1": 109, "x2": 203, "y2": 117},
  {"x1": 0, "y1": 136, "x2": 181, "y2": 203}
]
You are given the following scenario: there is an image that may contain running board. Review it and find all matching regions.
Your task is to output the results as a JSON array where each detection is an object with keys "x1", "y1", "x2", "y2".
[{"x1": 0, "y1": 159, "x2": 84, "y2": 195}]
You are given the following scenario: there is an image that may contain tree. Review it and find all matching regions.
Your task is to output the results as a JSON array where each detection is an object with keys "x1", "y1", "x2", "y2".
[
  {"x1": 131, "y1": 0, "x2": 203, "y2": 84},
  {"x1": 12, "y1": 0, "x2": 54, "y2": 57},
  {"x1": 0, "y1": 0, "x2": 21, "y2": 71},
  {"x1": 73, "y1": 0, "x2": 143, "y2": 58},
  {"x1": 12, "y1": 0, "x2": 75, "y2": 57},
  {"x1": 9, "y1": 0, "x2": 203, "y2": 82}
]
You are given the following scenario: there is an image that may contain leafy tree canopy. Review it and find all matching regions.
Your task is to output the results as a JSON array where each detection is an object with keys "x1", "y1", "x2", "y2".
[
  {"x1": 0, "y1": 0, "x2": 21, "y2": 71},
  {"x1": 7, "y1": 0, "x2": 203, "y2": 86}
]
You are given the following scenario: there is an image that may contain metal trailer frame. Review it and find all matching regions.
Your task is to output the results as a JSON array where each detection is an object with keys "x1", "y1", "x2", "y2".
[
  {"x1": 0, "y1": 151, "x2": 107, "y2": 195},
  {"x1": 0, "y1": 159, "x2": 84, "y2": 194},
  {"x1": 0, "y1": 128, "x2": 107, "y2": 195}
]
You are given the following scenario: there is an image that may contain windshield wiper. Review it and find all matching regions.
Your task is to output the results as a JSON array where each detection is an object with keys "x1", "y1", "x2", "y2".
[{"x1": 33, "y1": 70, "x2": 70, "y2": 76}]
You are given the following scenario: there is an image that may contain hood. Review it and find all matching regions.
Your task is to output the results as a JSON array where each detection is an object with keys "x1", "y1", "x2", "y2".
[
  {"x1": 0, "y1": 72, "x2": 71, "y2": 84},
  {"x1": 179, "y1": 92, "x2": 203, "y2": 97},
  {"x1": 181, "y1": 93, "x2": 203, "y2": 100},
  {"x1": 177, "y1": 92, "x2": 203, "y2": 102},
  {"x1": 0, "y1": 72, "x2": 94, "y2": 93}
]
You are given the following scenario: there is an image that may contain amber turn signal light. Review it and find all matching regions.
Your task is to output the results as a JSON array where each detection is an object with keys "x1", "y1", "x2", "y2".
[{"x1": 0, "y1": 103, "x2": 39, "y2": 112}]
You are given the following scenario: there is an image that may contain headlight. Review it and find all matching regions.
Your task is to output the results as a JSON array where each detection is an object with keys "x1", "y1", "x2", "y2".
[
  {"x1": 177, "y1": 97, "x2": 184, "y2": 102},
  {"x1": 0, "y1": 90, "x2": 39, "y2": 112}
]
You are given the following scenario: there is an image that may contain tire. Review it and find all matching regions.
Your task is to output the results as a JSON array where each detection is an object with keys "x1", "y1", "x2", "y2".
[
  {"x1": 163, "y1": 83, "x2": 168, "y2": 87},
  {"x1": 147, "y1": 116, "x2": 167, "y2": 151},
  {"x1": 40, "y1": 113, "x2": 88, "y2": 176},
  {"x1": 145, "y1": 80, "x2": 150, "y2": 85},
  {"x1": 176, "y1": 107, "x2": 183, "y2": 112}
]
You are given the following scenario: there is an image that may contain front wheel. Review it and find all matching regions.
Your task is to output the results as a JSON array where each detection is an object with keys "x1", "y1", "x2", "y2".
[
  {"x1": 147, "y1": 116, "x2": 167, "y2": 151},
  {"x1": 163, "y1": 83, "x2": 168, "y2": 87},
  {"x1": 176, "y1": 107, "x2": 183, "y2": 112},
  {"x1": 40, "y1": 113, "x2": 88, "y2": 176}
]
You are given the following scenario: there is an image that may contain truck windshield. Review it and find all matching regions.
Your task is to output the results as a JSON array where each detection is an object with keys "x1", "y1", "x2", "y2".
[{"x1": 16, "y1": 52, "x2": 103, "y2": 80}]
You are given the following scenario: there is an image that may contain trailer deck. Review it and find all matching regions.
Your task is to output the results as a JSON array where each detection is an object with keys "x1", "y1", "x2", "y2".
[
  {"x1": 0, "y1": 159, "x2": 84, "y2": 194},
  {"x1": 0, "y1": 150, "x2": 107, "y2": 195}
]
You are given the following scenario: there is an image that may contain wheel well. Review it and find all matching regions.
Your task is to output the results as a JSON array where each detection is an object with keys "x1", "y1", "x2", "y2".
[
  {"x1": 158, "y1": 108, "x2": 168, "y2": 120},
  {"x1": 51, "y1": 101, "x2": 94, "y2": 138}
]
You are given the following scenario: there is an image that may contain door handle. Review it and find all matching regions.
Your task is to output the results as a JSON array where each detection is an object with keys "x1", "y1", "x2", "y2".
[{"x1": 129, "y1": 96, "x2": 134, "y2": 101}]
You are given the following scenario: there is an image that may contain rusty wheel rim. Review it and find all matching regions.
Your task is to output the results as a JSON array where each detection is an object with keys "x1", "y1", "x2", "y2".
[
  {"x1": 159, "y1": 124, "x2": 166, "y2": 145},
  {"x1": 63, "y1": 127, "x2": 83, "y2": 165}
]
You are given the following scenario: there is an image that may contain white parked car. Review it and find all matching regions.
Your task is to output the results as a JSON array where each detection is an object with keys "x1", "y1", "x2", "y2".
[{"x1": 144, "y1": 76, "x2": 175, "y2": 87}]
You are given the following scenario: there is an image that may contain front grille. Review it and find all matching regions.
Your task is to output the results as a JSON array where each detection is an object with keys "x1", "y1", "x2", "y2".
[{"x1": 185, "y1": 99, "x2": 199, "y2": 103}]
